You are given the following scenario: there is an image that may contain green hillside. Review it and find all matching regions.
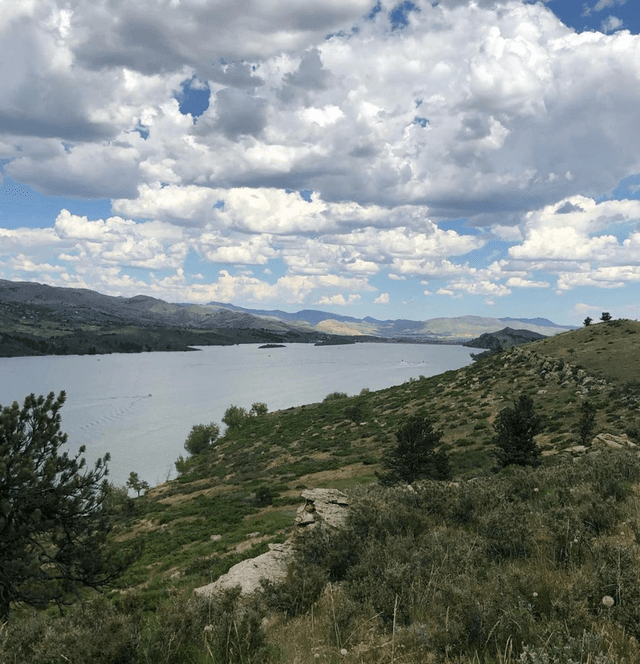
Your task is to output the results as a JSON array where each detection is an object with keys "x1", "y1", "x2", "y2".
[{"x1": 3, "y1": 319, "x2": 640, "y2": 663}]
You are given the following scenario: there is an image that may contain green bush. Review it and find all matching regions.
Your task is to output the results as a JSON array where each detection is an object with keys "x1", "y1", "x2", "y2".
[
  {"x1": 261, "y1": 557, "x2": 327, "y2": 618},
  {"x1": 479, "y1": 500, "x2": 534, "y2": 559},
  {"x1": 183, "y1": 422, "x2": 220, "y2": 455},
  {"x1": 344, "y1": 402, "x2": 364, "y2": 423},
  {"x1": 250, "y1": 402, "x2": 268, "y2": 416},
  {"x1": 222, "y1": 405, "x2": 249, "y2": 431},
  {"x1": 323, "y1": 391, "x2": 348, "y2": 402}
]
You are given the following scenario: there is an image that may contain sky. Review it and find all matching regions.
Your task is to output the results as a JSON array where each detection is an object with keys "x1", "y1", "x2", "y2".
[{"x1": 1, "y1": 0, "x2": 640, "y2": 326}]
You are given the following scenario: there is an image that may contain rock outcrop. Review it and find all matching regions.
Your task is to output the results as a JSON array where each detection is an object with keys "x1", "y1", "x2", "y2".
[
  {"x1": 592, "y1": 432, "x2": 637, "y2": 450},
  {"x1": 194, "y1": 488, "x2": 349, "y2": 599},
  {"x1": 501, "y1": 346, "x2": 609, "y2": 395}
]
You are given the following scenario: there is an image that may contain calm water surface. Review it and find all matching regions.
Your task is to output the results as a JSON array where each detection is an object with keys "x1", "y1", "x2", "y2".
[{"x1": 0, "y1": 343, "x2": 472, "y2": 486}]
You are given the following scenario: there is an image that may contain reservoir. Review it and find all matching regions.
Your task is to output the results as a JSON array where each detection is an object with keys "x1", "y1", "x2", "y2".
[{"x1": 0, "y1": 343, "x2": 473, "y2": 487}]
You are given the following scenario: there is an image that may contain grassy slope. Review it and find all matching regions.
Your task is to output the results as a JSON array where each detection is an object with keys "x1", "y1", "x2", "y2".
[
  {"x1": 5, "y1": 318, "x2": 640, "y2": 664},
  {"x1": 110, "y1": 319, "x2": 640, "y2": 603}
]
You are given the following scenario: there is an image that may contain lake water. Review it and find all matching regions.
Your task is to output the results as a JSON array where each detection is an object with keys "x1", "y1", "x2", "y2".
[{"x1": 0, "y1": 343, "x2": 473, "y2": 487}]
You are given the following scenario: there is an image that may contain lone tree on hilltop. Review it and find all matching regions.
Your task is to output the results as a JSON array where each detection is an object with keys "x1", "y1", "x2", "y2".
[
  {"x1": 583, "y1": 316, "x2": 593, "y2": 326},
  {"x1": 600, "y1": 312, "x2": 612, "y2": 322},
  {"x1": 493, "y1": 394, "x2": 543, "y2": 468},
  {"x1": 378, "y1": 414, "x2": 451, "y2": 485},
  {"x1": 0, "y1": 392, "x2": 129, "y2": 621}
]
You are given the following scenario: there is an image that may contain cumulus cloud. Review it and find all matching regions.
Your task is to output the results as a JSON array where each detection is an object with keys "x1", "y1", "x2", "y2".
[
  {"x1": 51, "y1": 209, "x2": 188, "y2": 271},
  {"x1": 504, "y1": 196, "x2": 640, "y2": 292},
  {"x1": 317, "y1": 293, "x2": 361, "y2": 306},
  {"x1": 4, "y1": 0, "x2": 640, "y2": 216},
  {"x1": 3, "y1": 0, "x2": 640, "y2": 311}
]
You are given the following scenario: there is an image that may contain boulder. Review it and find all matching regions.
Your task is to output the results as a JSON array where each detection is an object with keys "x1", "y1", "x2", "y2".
[
  {"x1": 295, "y1": 488, "x2": 350, "y2": 532},
  {"x1": 194, "y1": 543, "x2": 293, "y2": 598},
  {"x1": 194, "y1": 488, "x2": 349, "y2": 599},
  {"x1": 592, "y1": 433, "x2": 636, "y2": 449}
]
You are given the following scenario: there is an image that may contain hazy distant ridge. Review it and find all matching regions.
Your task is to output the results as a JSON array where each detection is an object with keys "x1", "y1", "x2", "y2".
[{"x1": 206, "y1": 301, "x2": 573, "y2": 339}]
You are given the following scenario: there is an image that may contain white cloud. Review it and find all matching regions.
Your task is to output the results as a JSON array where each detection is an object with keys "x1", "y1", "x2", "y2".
[
  {"x1": 505, "y1": 277, "x2": 550, "y2": 288},
  {"x1": 374, "y1": 292, "x2": 390, "y2": 304},
  {"x1": 4, "y1": 0, "x2": 640, "y2": 222},
  {"x1": 3, "y1": 0, "x2": 640, "y2": 311},
  {"x1": 317, "y1": 293, "x2": 361, "y2": 306},
  {"x1": 200, "y1": 234, "x2": 279, "y2": 265},
  {"x1": 440, "y1": 280, "x2": 512, "y2": 297},
  {"x1": 593, "y1": 0, "x2": 627, "y2": 12},
  {"x1": 601, "y1": 15, "x2": 624, "y2": 32}
]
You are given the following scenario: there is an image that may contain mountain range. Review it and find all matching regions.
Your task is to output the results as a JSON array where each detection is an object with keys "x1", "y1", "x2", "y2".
[
  {"x1": 205, "y1": 300, "x2": 573, "y2": 339},
  {"x1": 0, "y1": 279, "x2": 573, "y2": 357}
]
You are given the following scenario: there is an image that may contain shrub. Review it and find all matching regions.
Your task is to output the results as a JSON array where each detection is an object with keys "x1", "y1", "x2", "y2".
[
  {"x1": 344, "y1": 402, "x2": 364, "y2": 423},
  {"x1": 323, "y1": 391, "x2": 348, "y2": 402},
  {"x1": 222, "y1": 405, "x2": 249, "y2": 431},
  {"x1": 479, "y1": 500, "x2": 534, "y2": 559},
  {"x1": 183, "y1": 422, "x2": 220, "y2": 455},
  {"x1": 250, "y1": 402, "x2": 268, "y2": 416},
  {"x1": 578, "y1": 400, "x2": 597, "y2": 445},
  {"x1": 261, "y1": 557, "x2": 327, "y2": 618},
  {"x1": 254, "y1": 486, "x2": 273, "y2": 506}
]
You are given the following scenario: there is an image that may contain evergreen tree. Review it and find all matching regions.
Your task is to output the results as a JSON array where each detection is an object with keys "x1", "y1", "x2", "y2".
[
  {"x1": 600, "y1": 312, "x2": 612, "y2": 322},
  {"x1": 0, "y1": 392, "x2": 128, "y2": 620},
  {"x1": 493, "y1": 394, "x2": 543, "y2": 468},
  {"x1": 378, "y1": 415, "x2": 451, "y2": 485},
  {"x1": 583, "y1": 316, "x2": 593, "y2": 326},
  {"x1": 578, "y1": 400, "x2": 597, "y2": 445}
]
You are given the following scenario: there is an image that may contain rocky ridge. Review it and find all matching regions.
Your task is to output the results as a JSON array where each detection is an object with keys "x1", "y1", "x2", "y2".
[{"x1": 194, "y1": 489, "x2": 350, "y2": 598}]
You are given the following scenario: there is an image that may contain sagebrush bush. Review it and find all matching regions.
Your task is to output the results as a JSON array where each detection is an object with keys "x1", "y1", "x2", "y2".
[{"x1": 260, "y1": 449, "x2": 640, "y2": 662}]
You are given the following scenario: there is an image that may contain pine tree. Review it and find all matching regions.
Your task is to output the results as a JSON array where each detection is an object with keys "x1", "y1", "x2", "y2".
[
  {"x1": 493, "y1": 394, "x2": 543, "y2": 468},
  {"x1": 0, "y1": 392, "x2": 129, "y2": 620},
  {"x1": 378, "y1": 415, "x2": 451, "y2": 485},
  {"x1": 578, "y1": 400, "x2": 597, "y2": 445}
]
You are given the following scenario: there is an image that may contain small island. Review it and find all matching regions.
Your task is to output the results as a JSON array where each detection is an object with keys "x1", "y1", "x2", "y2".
[{"x1": 258, "y1": 343, "x2": 286, "y2": 349}]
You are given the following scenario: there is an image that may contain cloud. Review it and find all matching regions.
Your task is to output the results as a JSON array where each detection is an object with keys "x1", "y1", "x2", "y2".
[
  {"x1": 214, "y1": 88, "x2": 269, "y2": 139},
  {"x1": 601, "y1": 15, "x2": 624, "y2": 32},
  {"x1": 593, "y1": 0, "x2": 627, "y2": 12},
  {"x1": 316, "y1": 293, "x2": 361, "y2": 306},
  {"x1": 199, "y1": 234, "x2": 279, "y2": 265},
  {"x1": 509, "y1": 196, "x2": 640, "y2": 263},
  {"x1": 505, "y1": 277, "x2": 550, "y2": 288},
  {"x1": 51, "y1": 209, "x2": 188, "y2": 271},
  {"x1": 3, "y1": 0, "x2": 640, "y2": 312},
  {"x1": 374, "y1": 292, "x2": 390, "y2": 304},
  {"x1": 4, "y1": 0, "x2": 640, "y2": 219}
]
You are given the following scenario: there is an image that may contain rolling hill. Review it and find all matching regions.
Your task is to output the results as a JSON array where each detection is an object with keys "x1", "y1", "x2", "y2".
[{"x1": 3, "y1": 317, "x2": 640, "y2": 663}]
